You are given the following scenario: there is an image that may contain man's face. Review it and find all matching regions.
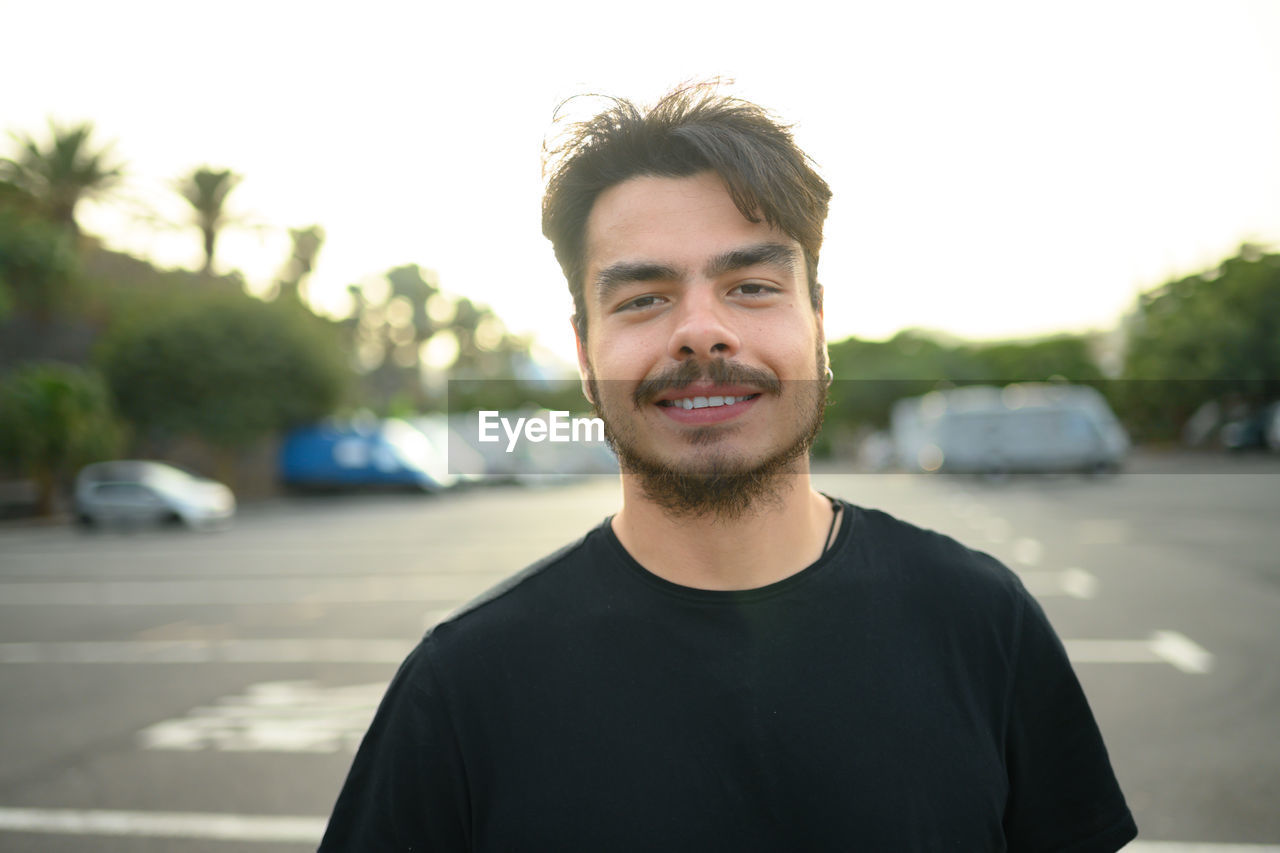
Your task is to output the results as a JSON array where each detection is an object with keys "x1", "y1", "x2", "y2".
[{"x1": 576, "y1": 170, "x2": 827, "y2": 518}]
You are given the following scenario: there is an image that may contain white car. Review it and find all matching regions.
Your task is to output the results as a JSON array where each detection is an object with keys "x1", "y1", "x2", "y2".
[
  {"x1": 890, "y1": 383, "x2": 1129, "y2": 475},
  {"x1": 75, "y1": 461, "x2": 236, "y2": 530}
]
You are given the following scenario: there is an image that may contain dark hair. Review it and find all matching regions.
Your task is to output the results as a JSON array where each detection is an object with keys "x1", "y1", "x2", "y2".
[{"x1": 541, "y1": 84, "x2": 833, "y2": 340}]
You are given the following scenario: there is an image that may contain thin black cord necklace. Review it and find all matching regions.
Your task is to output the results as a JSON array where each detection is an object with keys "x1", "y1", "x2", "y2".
[{"x1": 822, "y1": 497, "x2": 842, "y2": 555}]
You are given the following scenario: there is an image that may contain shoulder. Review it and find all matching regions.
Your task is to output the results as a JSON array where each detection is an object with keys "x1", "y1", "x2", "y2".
[
  {"x1": 449, "y1": 527, "x2": 597, "y2": 621},
  {"x1": 839, "y1": 502, "x2": 1032, "y2": 638},
  {"x1": 849, "y1": 503, "x2": 1023, "y2": 593},
  {"x1": 416, "y1": 520, "x2": 615, "y2": 664}
]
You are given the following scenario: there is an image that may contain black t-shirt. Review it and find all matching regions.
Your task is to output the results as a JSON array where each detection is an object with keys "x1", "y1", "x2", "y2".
[{"x1": 320, "y1": 501, "x2": 1137, "y2": 852}]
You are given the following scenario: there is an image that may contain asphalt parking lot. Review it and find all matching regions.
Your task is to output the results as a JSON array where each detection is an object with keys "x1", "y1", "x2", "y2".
[{"x1": 0, "y1": 452, "x2": 1277, "y2": 851}]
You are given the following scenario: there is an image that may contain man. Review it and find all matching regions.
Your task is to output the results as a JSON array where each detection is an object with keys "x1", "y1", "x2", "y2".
[{"x1": 319, "y1": 86, "x2": 1138, "y2": 851}]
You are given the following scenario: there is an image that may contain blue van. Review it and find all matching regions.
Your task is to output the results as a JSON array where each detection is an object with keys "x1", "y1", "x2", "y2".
[{"x1": 279, "y1": 418, "x2": 454, "y2": 492}]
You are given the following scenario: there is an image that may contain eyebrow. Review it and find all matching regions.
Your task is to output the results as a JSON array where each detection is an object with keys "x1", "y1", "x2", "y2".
[
  {"x1": 703, "y1": 242, "x2": 799, "y2": 279},
  {"x1": 593, "y1": 261, "x2": 682, "y2": 303},
  {"x1": 592, "y1": 242, "x2": 799, "y2": 303}
]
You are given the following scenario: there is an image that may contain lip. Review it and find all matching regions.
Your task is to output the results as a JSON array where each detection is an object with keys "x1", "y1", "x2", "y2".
[
  {"x1": 652, "y1": 383, "x2": 762, "y2": 403},
  {"x1": 654, "y1": 386, "x2": 763, "y2": 425}
]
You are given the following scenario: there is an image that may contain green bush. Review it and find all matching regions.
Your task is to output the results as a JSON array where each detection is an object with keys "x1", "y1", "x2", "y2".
[
  {"x1": 1120, "y1": 246, "x2": 1280, "y2": 440},
  {"x1": 0, "y1": 186, "x2": 81, "y2": 320},
  {"x1": 96, "y1": 292, "x2": 350, "y2": 449},
  {"x1": 0, "y1": 362, "x2": 123, "y2": 514}
]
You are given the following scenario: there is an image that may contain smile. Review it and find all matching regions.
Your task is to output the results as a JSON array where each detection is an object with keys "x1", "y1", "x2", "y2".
[{"x1": 657, "y1": 394, "x2": 760, "y2": 411}]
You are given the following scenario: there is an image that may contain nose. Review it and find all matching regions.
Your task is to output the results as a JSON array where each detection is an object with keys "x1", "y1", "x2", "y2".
[{"x1": 667, "y1": 285, "x2": 741, "y2": 362}]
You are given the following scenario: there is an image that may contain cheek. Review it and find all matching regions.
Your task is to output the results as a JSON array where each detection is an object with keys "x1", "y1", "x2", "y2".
[
  {"x1": 588, "y1": 336, "x2": 656, "y2": 381},
  {"x1": 764, "y1": 323, "x2": 823, "y2": 377}
]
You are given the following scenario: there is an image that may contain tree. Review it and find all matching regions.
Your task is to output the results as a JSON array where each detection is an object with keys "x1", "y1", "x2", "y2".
[
  {"x1": 341, "y1": 264, "x2": 536, "y2": 413},
  {"x1": 175, "y1": 166, "x2": 241, "y2": 275},
  {"x1": 0, "y1": 362, "x2": 123, "y2": 515},
  {"x1": 0, "y1": 182, "x2": 81, "y2": 320},
  {"x1": 1119, "y1": 244, "x2": 1280, "y2": 440},
  {"x1": 824, "y1": 330, "x2": 1105, "y2": 431},
  {"x1": 966, "y1": 337, "x2": 1103, "y2": 385},
  {"x1": 343, "y1": 264, "x2": 441, "y2": 411},
  {"x1": 0, "y1": 120, "x2": 124, "y2": 235},
  {"x1": 96, "y1": 291, "x2": 350, "y2": 452},
  {"x1": 276, "y1": 224, "x2": 325, "y2": 304}
]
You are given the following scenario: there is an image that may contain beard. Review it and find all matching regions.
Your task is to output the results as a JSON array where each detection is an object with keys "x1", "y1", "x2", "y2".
[{"x1": 586, "y1": 348, "x2": 827, "y2": 521}]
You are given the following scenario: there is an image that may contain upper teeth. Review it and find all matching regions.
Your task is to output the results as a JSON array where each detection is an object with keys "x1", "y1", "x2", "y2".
[{"x1": 667, "y1": 395, "x2": 751, "y2": 410}]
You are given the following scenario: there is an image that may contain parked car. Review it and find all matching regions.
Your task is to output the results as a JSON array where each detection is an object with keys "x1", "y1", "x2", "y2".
[
  {"x1": 443, "y1": 409, "x2": 617, "y2": 484},
  {"x1": 75, "y1": 461, "x2": 236, "y2": 529},
  {"x1": 279, "y1": 418, "x2": 454, "y2": 492},
  {"x1": 890, "y1": 383, "x2": 1129, "y2": 475},
  {"x1": 409, "y1": 414, "x2": 488, "y2": 485},
  {"x1": 1219, "y1": 401, "x2": 1280, "y2": 452}
]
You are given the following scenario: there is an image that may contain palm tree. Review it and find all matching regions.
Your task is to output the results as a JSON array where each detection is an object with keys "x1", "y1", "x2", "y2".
[
  {"x1": 0, "y1": 363, "x2": 123, "y2": 516},
  {"x1": 0, "y1": 120, "x2": 125, "y2": 235},
  {"x1": 277, "y1": 224, "x2": 325, "y2": 303},
  {"x1": 175, "y1": 166, "x2": 241, "y2": 275}
]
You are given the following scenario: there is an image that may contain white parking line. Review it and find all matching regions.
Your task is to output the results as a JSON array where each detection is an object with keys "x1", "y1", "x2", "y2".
[
  {"x1": 137, "y1": 680, "x2": 383, "y2": 753},
  {"x1": 0, "y1": 638, "x2": 414, "y2": 664},
  {"x1": 1059, "y1": 567, "x2": 1101, "y2": 599},
  {"x1": 1065, "y1": 631, "x2": 1214, "y2": 674},
  {"x1": 1126, "y1": 844, "x2": 1280, "y2": 852},
  {"x1": 0, "y1": 576, "x2": 484, "y2": 606},
  {"x1": 0, "y1": 630, "x2": 1213, "y2": 671},
  {"x1": 1017, "y1": 568, "x2": 1099, "y2": 599},
  {"x1": 0, "y1": 807, "x2": 325, "y2": 842},
  {"x1": 0, "y1": 808, "x2": 1273, "y2": 850},
  {"x1": 1148, "y1": 630, "x2": 1216, "y2": 674},
  {"x1": 1010, "y1": 537, "x2": 1044, "y2": 566}
]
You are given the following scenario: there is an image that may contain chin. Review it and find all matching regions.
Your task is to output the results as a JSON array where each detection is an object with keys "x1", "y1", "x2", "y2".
[
  {"x1": 591, "y1": 374, "x2": 827, "y2": 519},
  {"x1": 612, "y1": 437, "x2": 811, "y2": 520}
]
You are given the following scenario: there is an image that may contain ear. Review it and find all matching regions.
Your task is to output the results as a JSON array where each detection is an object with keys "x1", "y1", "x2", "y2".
[
  {"x1": 573, "y1": 317, "x2": 594, "y2": 405},
  {"x1": 813, "y1": 284, "x2": 829, "y2": 373}
]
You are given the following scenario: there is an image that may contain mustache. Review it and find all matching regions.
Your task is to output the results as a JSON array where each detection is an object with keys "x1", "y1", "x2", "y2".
[{"x1": 631, "y1": 360, "x2": 782, "y2": 408}]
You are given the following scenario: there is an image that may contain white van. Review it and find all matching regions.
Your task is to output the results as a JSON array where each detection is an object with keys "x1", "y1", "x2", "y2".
[{"x1": 890, "y1": 383, "x2": 1129, "y2": 474}]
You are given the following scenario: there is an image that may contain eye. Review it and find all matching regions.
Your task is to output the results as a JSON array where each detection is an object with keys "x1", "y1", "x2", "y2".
[
  {"x1": 734, "y1": 282, "x2": 782, "y2": 297},
  {"x1": 616, "y1": 294, "x2": 666, "y2": 312}
]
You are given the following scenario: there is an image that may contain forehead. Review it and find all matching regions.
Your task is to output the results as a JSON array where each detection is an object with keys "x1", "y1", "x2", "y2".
[{"x1": 583, "y1": 172, "x2": 800, "y2": 281}]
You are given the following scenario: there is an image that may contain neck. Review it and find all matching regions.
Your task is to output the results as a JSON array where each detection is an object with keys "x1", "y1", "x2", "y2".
[{"x1": 611, "y1": 463, "x2": 837, "y2": 591}]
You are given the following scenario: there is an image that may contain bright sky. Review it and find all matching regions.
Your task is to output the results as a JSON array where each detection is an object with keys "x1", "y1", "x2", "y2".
[{"x1": 6, "y1": 0, "x2": 1279, "y2": 369}]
